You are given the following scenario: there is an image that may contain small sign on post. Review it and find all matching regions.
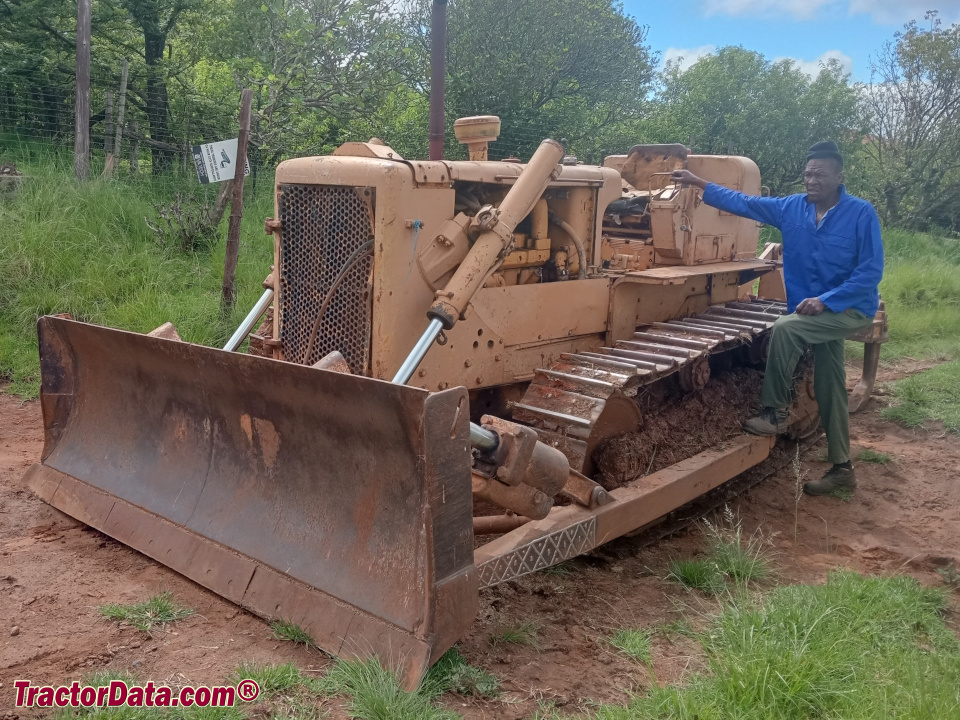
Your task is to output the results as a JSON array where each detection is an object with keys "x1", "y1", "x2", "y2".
[{"x1": 192, "y1": 138, "x2": 250, "y2": 184}]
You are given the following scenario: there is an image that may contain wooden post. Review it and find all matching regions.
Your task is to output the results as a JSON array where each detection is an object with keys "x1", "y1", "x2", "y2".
[
  {"x1": 107, "y1": 60, "x2": 129, "y2": 175},
  {"x1": 182, "y1": 111, "x2": 193, "y2": 174},
  {"x1": 221, "y1": 88, "x2": 253, "y2": 309},
  {"x1": 208, "y1": 179, "x2": 235, "y2": 228},
  {"x1": 129, "y1": 120, "x2": 139, "y2": 174},
  {"x1": 104, "y1": 90, "x2": 114, "y2": 155},
  {"x1": 74, "y1": 0, "x2": 91, "y2": 180},
  {"x1": 428, "y1": 0, "x2": 448, "y2": 161}
]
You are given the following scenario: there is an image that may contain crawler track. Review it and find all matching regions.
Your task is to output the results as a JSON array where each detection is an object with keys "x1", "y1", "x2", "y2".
[{"x1": 512, "y1": 298, "x2": 787, "y2": 471}]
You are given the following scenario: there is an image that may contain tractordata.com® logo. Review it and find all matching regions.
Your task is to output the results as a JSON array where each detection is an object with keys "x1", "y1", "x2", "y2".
[{"x1": 13, "y1": 679, "x2": 261, "y2": 708}]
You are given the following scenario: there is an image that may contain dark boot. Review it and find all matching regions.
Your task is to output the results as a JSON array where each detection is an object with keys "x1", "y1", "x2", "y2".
[
  {"x1": 803, "y1": 463, "x2": 856, "y2": 496},
  {"x1": 743, "y1": 407, "x2": 790, "y2": 436}
]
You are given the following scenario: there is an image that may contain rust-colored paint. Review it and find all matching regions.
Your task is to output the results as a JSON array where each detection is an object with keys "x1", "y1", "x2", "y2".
[
  {"x1": 30, "y1": 315, "x2": 477, "y2": 689},
  {"x1": 24, "y1": 132, "x2": 890, "y2": 687}
]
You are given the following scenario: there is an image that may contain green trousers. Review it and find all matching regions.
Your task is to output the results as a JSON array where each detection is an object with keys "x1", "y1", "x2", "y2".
[{"x1": 761, "y1": 309, "x2": 874, "y2": 464}]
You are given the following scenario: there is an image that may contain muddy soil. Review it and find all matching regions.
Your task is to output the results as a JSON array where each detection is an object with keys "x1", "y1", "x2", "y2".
[
  {"x1": 2, "y1": 360, "x2": 958, "y2": 719},
  {"x1": 594, "y1": 365, "x2": 765, "y2": 487}
]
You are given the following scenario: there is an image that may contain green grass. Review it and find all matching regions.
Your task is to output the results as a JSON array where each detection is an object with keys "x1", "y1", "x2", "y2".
[
  {"x1": 271, "y1": 619, "x2": 316, "y2": 649},
  {"x1": 47, "y1": 656, "x2": 490, "y2": 720},
  {"x1": 881, "y1": 360, "x2": 960, "y2": 433},
  {"x1": 316, "y1": 657, "x2": 458, "y2": 720},
  {"x1": 667, "y1": 558, "x2": 726, "y2": 595},
  {"x1": 668, "y1": 515, "x2": 773, "y2": 595},
  {"x1": 609, "y1": 628, "x2": 653, "y2": 663},
  {"x1": 937, "y1": 565, "x2": 960, "y2": 590},
  {"x1": 422, "y1": 648, "x2": 500, "y2": 698},
  {"x1": 874, "y1": 228, "x2": 960, "y2": 362},
  {"x1": 657, "y1": 618, "x2": 696, "y2": 638},
  {"x1": 583, "y1": 571, "x2": 960, "y2": 720},
  {"x1": 856, "y1": 448, "x2": 893, "y2": 464},
  {"x1": 488, "y1": 620, "x2": 541, "y2": 648},
  {"x1": 0, "y1": 162, "x2": 275, "y2": 397},
  {"x1": 231, "y1": 662, "x2": 325, "y2": 719},
  {"x1": 97, "y1": 592, "x2": 193, "y2": 632},
  {"x1": 703, "y1": 517, "x2": 772, "y2": 584}
]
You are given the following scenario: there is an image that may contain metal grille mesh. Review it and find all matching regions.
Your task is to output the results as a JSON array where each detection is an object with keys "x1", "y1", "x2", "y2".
[{"x1": 277, "y1": 184, "x2": 375, "y2": 373}]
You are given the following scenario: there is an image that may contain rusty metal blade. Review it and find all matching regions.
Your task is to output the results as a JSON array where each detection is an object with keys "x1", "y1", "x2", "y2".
[{"x1": 28, "y1": 315, "x2": 477, "y2": 688}]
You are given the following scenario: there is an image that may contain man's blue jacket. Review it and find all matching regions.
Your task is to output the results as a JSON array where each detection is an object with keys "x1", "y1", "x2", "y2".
[{"x1": 702, "y1": 183, "x2": 884, "y2": 317}]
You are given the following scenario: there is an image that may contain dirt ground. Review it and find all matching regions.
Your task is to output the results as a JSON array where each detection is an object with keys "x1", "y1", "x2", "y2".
[{"x1": 1, "y1": 359, "x2": 958, "y2": 719}]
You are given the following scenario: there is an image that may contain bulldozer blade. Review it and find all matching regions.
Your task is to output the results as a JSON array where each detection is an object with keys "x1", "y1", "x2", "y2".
[{"x1": 24, "y1": 316, "x2": 477, "y2": 689}]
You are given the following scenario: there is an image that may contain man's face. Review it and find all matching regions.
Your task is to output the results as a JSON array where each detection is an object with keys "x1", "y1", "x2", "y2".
[{"x1": 803, "y1": 159, "x2": 843, "y2": 204}]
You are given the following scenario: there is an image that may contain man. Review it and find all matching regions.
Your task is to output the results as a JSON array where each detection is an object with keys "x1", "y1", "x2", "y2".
[{"x1": 671, "y1": 141, "x2": 884, "y2": 496}]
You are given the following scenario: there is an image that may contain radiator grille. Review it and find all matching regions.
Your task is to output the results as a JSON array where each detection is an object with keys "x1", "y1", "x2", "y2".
[{"x1": 277, "y1": 184, "x2": 375, "y2": 373}]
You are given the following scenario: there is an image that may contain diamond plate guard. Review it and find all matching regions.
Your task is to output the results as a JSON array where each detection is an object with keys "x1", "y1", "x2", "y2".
[{"x1": 476, "y1": 518, "x2": 596, "y2": 588}]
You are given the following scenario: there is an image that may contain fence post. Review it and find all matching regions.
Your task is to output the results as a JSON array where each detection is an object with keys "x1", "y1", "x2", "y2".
[
  {"x1": 107, "y1": 60, "x2": 129, "y2": 176},
  {"x1": 74, "y1": 0, "x2": 91, "y2": 180},
  {"x1": 428, "y1": 0, "x2": 448, "y2": 161},
  {"x1": 129, "y1": 120, "x2": 139, "y2": 174},
  {"x1": 221, "y1": 88, "x2": 253, "y2": 309},
  {"x1": 104, "y1": 90, "x2": 114, "y2": 156}
]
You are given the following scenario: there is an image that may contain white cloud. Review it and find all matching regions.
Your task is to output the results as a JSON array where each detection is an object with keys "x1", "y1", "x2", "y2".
[
  {"x1": 700, "y1": 0, "x2": 960, "y2": 23},
  {"x1": 775, "y1": 49, "x2": 854, "y2": 77},
  {"x1": 700, "y1": 0, "x2": 832, "y2": 20},
  {"x1": 663, "y1": 45, "x2": 717, "y2": 71}
]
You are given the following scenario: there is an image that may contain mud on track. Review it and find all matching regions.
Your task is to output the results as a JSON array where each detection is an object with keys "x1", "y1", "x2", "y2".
[{"x1": 1, "y1": 360, "x2": 958, "y2": 719}]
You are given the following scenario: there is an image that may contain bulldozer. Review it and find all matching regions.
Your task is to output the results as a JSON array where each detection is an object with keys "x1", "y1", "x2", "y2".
[{"x1": 24, "y1": 116, "x2": 887, "y2": 688}]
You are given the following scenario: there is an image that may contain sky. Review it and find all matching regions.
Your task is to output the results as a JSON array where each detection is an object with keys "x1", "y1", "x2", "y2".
[{"x1": 621, "y1": 0, "x2": 960, "y2": 81}]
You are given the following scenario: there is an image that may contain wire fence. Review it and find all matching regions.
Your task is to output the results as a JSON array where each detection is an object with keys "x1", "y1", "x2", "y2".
[
  {"x1": 1, "y1": 80, "x2": 632, "y2": 184},
  {"x1": 2, "y1": 83, "x2": 239, "y2": 175}
]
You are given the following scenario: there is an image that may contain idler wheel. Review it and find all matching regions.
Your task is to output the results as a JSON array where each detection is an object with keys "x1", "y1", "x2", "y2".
[{"x1": 678, "y1": 355, "x2": 711, "y2": 392}]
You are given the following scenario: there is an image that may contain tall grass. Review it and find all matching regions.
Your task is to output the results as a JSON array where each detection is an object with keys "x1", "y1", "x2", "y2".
[
  {"x1": 668, "y1": 512, "x2": 773, "y2": 595},
  {"x1": 882, "y1": 360, "x2": 960, "y2": 432},
  {"x1": 878, "y1": 228, "x2": 960, "y2": 361},
  {"x1": 0, "y1": 161, "x2": 275, "y2": 396},
  {"x1": 588, "y1": 572, "x2": 960, "y2": 720}
]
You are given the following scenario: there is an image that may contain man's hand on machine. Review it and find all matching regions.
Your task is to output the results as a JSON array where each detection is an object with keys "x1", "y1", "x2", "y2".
[
  {"x1": 796, "y1": 297, "x2": 826, "y2": 315},
  {"x1": 670, "y1": 169, "x2": 708, "y2": 189}
]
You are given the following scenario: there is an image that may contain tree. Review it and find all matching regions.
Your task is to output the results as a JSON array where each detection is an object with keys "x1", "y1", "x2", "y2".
[
  {"x1": 210, "y1": 0, "x2": 416, "y2": 162},
  {"x1": 111, "y1": 0, "x2": 199, "y2": 171},
  {"x1": 646, "y1": 47, "x2": 862, "y2": 195},
  {"x1": 407, "y1": 0, "x2": 655, "y2": 162},
  {"x1": 863, "y1": 13, "x2": 960, "y2": 229},
  {"x1": 0, "y1": 0, "x2": 80, "y2": 138}
]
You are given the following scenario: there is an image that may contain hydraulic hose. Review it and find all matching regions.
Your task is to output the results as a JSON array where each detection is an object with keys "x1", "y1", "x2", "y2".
[
  {"x1": 302, "y1": 239, "x2": 375, "y2": 364},
  {"x1": 549, "y1": 212, "x2": 588, "y2": 279}
]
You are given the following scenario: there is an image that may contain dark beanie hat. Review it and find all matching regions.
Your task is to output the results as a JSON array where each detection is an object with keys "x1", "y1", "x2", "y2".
[{"x1": 807, "y1": 140, "x2": 843, "y2": 167}]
